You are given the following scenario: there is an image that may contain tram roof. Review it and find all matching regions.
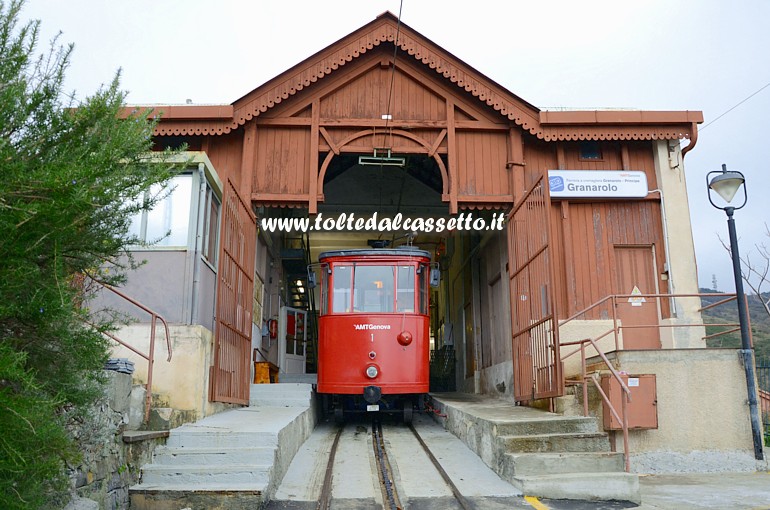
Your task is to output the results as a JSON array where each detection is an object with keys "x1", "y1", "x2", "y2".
[{"x1": 318, "y1": 247, "x2": 432, "y2": 261}]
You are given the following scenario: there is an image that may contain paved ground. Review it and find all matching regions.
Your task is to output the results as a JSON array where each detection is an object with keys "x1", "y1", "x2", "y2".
[
  {"x1": 533, "y1": 471, "x2": 770, "y2": 509},
  {"x1": 268, "y1": 409, "x2": 770, "y2": 509}
]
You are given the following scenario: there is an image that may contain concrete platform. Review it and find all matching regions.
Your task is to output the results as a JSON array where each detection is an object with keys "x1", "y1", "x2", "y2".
[
  {"x1": 130, "y1": 384, "x2": 316, "y2": 509},
  {"x1": 270, "y1": 412, "x2": 524, "y2": 509},
  {"x1": 428, "y1": 392, "x2": 640, "y2": 504}
]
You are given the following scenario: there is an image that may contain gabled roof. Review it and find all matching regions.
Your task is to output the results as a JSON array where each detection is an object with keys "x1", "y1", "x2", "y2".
[{"x1": 146, "y1": 11, "x2": 702, "y2": 143}]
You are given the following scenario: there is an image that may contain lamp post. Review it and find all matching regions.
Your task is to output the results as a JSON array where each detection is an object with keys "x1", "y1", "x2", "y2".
[{"x1": 707, "y1": 163, "x2": 764, "y2": 460}]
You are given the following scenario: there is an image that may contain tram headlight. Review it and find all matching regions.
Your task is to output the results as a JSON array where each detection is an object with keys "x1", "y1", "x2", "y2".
[{"x1": 365, "y1": 365, "x2": 379, "y2": 379}]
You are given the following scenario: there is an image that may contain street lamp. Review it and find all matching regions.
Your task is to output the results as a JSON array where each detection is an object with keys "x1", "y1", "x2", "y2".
[{"x1": 707, "y1": 163, "x2": 764, "y2": 460}]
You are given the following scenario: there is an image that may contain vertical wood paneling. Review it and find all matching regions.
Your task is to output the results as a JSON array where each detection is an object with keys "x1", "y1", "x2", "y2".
[
  {"x1": 206, "y1": 132, "x2": 244, "y2": 189},
  {"x1": 456, "y1": 131, "x2": 509, "y2": 196},
  {"x1": 254, "y1": 127, "x2": 311, "y2": 195},
  {"x1": 318, "y1": 65, "x2": 447, "y2": 121},
  {"x1": 555, "y1": 200, "x2": 668, "y2": 319}
]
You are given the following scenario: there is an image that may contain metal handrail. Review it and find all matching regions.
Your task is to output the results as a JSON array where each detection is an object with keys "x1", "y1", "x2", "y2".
[
  {"x1": 560, "y1": 291, "x2": 748, "y2": 473},
  {"x1": 91, "y1": 280, "x2": 172, "y2": 423},
  {"x1": 562, "y1": 336, "x2": 631, "y2": 472}
]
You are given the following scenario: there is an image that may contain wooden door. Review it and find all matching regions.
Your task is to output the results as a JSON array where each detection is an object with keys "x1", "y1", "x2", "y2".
[
  {"x1": 507, "y1": 176, "x2": 562, "y2": 402},
  {"x1": 614, "y1": 246, "x2": 660, "y2": 349}
]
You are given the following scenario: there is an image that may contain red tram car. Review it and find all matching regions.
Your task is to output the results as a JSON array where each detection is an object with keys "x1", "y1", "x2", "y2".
[{"x1": 311, "y1": 248, "x2": 438, "y2": 423}]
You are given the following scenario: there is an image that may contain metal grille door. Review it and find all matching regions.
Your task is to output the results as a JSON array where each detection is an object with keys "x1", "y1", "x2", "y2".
[
  {"x1": 507, "y1": 175, "x2": 563, "y2": 402},
  {"x1": 210, "y1": 179, "x2": 256, "y2": 405}
]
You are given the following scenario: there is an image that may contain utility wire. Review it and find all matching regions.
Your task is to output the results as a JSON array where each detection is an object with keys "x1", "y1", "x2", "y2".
[
  {"x1": 700, "y1": 80, "x2": 770, "y2": 132},
  {"x1": 383, "y1": 0, "x2": 404, "y2": 145}
]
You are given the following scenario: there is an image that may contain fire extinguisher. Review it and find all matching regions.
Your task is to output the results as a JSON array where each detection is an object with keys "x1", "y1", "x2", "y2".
[{"x1": 268, "y1": 318, "x2": 278, "y2": 340}]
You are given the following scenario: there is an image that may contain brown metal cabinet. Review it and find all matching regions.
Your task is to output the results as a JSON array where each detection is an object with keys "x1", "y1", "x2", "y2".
[{"x1": 600, "y1": 374, "x2": 658, "y2": 430}]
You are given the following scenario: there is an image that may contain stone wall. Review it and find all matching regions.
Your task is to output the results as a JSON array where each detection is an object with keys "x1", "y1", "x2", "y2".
[{"x1": 65, "y1": 371, "x2": 165, "y2": 509}]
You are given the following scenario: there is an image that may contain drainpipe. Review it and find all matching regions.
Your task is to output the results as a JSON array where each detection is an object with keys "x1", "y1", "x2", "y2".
[
  {"x1": 680, "y1": 122, "x2": 699, "y2": 159},
  {"x1": 190, "y1": 163, "x2": 206, "y2": 326},
  {"x1": 648, "y1": 188, "x2": 676, "y2": 317}
]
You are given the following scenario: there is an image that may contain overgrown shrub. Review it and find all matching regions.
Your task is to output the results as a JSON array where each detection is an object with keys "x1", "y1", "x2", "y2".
[{"x1": 0, "y1": 1, "x2": 176, "y2": 507}]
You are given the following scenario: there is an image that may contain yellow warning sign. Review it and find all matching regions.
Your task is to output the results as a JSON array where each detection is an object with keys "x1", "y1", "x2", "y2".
[{"x1": 628, "y1": 286, "x2": 646, "y2": 307}]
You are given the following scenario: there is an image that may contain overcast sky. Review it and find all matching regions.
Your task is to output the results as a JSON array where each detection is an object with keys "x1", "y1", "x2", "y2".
[{"x1": 19, "y1": 0, "x2": 770, "y2": 294}]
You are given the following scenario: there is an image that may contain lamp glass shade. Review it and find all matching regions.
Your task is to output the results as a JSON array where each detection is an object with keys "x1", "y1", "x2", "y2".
[{"x1": 708, "y1": 171, "x2": 745, "y2": 203}]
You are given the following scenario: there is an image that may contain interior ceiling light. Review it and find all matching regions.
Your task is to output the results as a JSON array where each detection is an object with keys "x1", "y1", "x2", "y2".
[{"x1": 358, "y1": 147, "x2": 405, "y2": 167}]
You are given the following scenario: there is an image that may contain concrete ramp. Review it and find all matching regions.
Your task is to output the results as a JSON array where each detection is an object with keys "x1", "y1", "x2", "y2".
[
  {"x1": 429, "y1": 392, "x2": 640, "y2": 504},
  {"x1": 130, "y1": 384, "x2": 316, "y2": 509}
]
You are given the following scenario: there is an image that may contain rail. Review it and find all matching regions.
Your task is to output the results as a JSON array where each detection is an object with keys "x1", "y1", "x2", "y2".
[
  {"x1": 92, "y1": 281, "x2": 172, "y2": 423},
  {"x1": 560, "y1": 292, "x2": 748, "y2": 473}
]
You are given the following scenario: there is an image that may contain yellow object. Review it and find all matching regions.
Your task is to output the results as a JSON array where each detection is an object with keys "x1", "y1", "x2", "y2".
[{"x1": 253, "y1": 361, "x2": 279, "y2": 384}]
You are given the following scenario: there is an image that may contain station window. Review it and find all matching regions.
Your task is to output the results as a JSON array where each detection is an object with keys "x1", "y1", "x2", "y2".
[
  {"x1": 579, "y1": 141, "x2": 602, "y2": 160},
  {"x1": 128, "y1": 174, "x2": 192, "y2": 246},
  {"x1": 126, "y1": 169, "x2": 222, "y2": 265},
  {"x1": 202, "y1": 186, "x2": 220, "y2": 264}
]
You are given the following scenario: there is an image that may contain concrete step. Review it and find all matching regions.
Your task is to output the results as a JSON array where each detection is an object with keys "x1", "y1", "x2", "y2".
[
  {"x1": 248, "y1": 397, "x2": 313, "y2": 408},
  {"x1": 249, "y1": 383, "x2": 314, "y2": 407},
  {"x1": 512, "y1": 472, "x2": 640, "y2": 504},
  {"x1": 130, "y1": 486, "x2": 265, "y2": 510},
  {"x1": 152, "y1": 446, "x2": 276, "y2": 466},
  {"x1": 500, "y1": 432, "x2": 611, "y2": 453},
  {"x1": 165, "y1": 430, "x2": 278, "y2": 449},
  {"x1": 493, "y1": 415, "x2": 600, "y2": 436},
  {"x1": 249, "y1": 382, "x2": 313, "y2": 394},
  {"x1": 140, "y1": 464, "x2": 272, "y2": 486},
  {"x1": 276, "y1": 373, "x2": 318, "y2": 384},
  {"x1": 502, "y1": 451, "x2": 624, "y2": 477}
]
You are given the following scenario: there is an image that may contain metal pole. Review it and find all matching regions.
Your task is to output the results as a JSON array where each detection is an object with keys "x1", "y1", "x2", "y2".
[{"x1": 726, "y1": 206, "x2": 765, "y2": 460}]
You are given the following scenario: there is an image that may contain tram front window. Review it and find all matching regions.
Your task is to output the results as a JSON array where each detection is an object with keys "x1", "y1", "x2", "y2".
[{"x1": 353, "y1": 265, "x2": 394, "y2": 313}]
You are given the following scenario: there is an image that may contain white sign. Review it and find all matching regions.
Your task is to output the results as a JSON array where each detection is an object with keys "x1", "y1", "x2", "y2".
[
  {"x1": 628, "y1": 378, "x2": 640, "y2": 387},
  {"x1": 548, "y1": 170, "x2": 648, "y2": 198}
]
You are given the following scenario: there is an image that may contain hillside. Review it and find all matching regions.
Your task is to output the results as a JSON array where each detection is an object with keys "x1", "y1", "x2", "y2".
[{"x1": 699, "y1": 289, "x2": 770, "y2": 359}]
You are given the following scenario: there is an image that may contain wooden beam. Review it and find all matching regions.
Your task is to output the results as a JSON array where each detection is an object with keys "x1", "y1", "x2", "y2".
[
  {"x1": 319, "y1": 118, "x2": 446, "y2": 128},
  {"x1": 319, "y1": 127, "x2": 340, "y2": 155},
  {"x1": 319, "y1": 144, "x2": 448, "y2": 154},
  {"x1": 556, "y1": 145, "x2": 566, "y2": 170},
  {"x1": 455, "y1": 121, "x2": 509, "y2": 131},
  {"x1": 621, "y1": 144, "x2": 630, "y2": 170},
  {"x1": 241, "y1": 121, "x2": 257, "y2": 200},
  {"x1": 507, "y1": 128, "x2": 525, "y2": 203},
  {"x1": 252, "y1": 193, "x2": 309, "y2": 202},
  {"x1": 447, "y1": 98, "x2": 458, "y2": 214},
  {"x1": 256, "y1": 117, "x2": 312, "y2": 126},
  {"x1": 256, "y1": 117, "x2": 507, "y2": 130},
  {"x1": 457, "y1": 195, "x2": 514, "y2": 203},
  {"x1": 428, "y1": 129, "x2": 447, "y2": 157},
  {"x1": 310, "y1": 100, "x2": 320, "y2": 214}
]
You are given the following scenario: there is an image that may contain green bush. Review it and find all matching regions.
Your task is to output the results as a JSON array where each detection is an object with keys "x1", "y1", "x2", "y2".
[{"x1": 0, "y1": 1, "x2": 177, "y2": 506}]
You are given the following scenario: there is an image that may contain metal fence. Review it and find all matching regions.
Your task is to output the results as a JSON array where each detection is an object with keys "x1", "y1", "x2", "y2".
[
  {"x1": 758, "y1": 355, "x2": 770, "y2": 442},
  {"x1": 429, "y1": 347, "x2": 456, "y2": 392}
]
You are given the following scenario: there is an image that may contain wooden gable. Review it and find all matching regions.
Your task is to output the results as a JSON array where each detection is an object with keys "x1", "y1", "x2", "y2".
[{"x1": 144, "y1": 12, "x2": 702, "y2": 213}]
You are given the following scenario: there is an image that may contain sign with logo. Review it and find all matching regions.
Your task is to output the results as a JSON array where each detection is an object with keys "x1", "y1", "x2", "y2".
[
  {"x1": 548, "y1": 170, "x2": 648, "y2": 198},
  {"x1": 628, "y1": 286, "x2": 646, "y2": 307}
]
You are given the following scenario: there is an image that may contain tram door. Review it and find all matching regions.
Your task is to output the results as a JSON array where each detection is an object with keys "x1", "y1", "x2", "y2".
[{"x1": 279, "y1": 307, "x2": 307, "y2": 374}]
